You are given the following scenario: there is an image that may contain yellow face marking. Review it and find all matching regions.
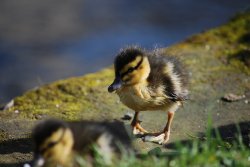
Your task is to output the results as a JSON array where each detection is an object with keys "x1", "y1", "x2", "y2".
[
  {"x1": 40, "y1": 128, "x2": 65, "y2": 151},
  {"x1": 40, "y1": 128, "x2": 74, "y2": 165},
  {"x1": 121, "y1": 57, "x2": 150, "y2": 85},
  {"x1": 120, "y1": 56, "x2": 142, "y2": 74}
]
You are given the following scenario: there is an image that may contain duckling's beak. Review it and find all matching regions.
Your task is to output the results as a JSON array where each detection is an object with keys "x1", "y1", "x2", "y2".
[
  {"x1": 31, "y1": 155, "x2": 45, "y2": 167},
  {"x1": 108, "y1": 76, "x2": 122, "y2": 92}
]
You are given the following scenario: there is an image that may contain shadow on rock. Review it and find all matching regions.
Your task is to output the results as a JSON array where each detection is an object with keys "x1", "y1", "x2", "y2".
[
  {"x1": 165, "y1": 121, "x2": 250, "y2": 149},
  {"x1": 228, "y1": 49, "x2": 250, "y2": 67},
  {"x1": 0, "y1": 137, "x2": 33, "y2": 154},
  {"x1": 239, "y1": 32, "x2": 250, "y2": 45},
  {"x1": 0, "y1": 163, "x2": 25, "y2": 167},
  {"x1": 210, "y1": 121, "x2": 249, "y2": 145}
]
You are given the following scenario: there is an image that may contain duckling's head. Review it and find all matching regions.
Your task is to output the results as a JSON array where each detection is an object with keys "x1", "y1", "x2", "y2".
[
  {"x1": 32, "y1": 119, "x2": 74, "y2": 167},
  {"x1": 108, "y1": 47, "x2": 150, "y2": 92}
]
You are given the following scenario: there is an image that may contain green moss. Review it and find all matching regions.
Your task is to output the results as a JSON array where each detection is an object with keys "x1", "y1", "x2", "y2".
[
  {"x1": 0, "y1": 129, "x2": 8, "y2": 141},
  {"x1": 7, "y1": 68, "x2": 120, "y2": 121}
]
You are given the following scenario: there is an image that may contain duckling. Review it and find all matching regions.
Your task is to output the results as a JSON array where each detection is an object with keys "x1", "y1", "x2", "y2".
[
  {"x1": 30, "y1": 119, "x2": 132, "y2": 167},
  {"x1": 108, "y1": 46, "x2": 189, "y2": 144}
]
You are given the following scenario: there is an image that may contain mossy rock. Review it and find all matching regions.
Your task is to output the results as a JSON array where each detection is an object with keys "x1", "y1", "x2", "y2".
[{"x1": 9, "y1": 68, "x2": 126, "y2": 121}]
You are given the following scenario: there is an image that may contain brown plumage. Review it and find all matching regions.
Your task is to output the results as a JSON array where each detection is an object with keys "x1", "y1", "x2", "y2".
[
  {"x1": 108, "y1": 46, "x2": 189, "y2": 144},
  {"x1": 31, "y1": 119, "x2": 132, "y2": 167}
]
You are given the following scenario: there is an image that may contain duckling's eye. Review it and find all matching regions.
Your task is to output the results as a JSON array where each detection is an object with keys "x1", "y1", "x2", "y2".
[
  {"x1": 40, "y1": 142, "x2": 56, "y2": 153},
  {"x1": 121, "y1": 67, "x2": 134, "y2": 77},
  {"x1": 127, "y1": 68, "x2": 134, "y2": 73},
  {"x1": 47, "y1": 142, "x2": 56, "y2": 148}
]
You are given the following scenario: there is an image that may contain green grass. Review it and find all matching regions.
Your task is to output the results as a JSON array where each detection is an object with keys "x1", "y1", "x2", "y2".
[{"x1": 75, "y1": 121, "x2": 250, "y2": 167}]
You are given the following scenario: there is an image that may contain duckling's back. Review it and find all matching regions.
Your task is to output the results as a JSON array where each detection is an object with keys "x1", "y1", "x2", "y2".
[
  {"x1": 147, "y1": 52, "x2": 189, "y2": 102},
  {"x1": 68, "y1": 121, "x2": 132, "y2": 153}
]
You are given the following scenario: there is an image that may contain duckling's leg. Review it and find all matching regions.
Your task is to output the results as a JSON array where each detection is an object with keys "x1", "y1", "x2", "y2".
[
  {"x1": 143, "y1": 111, "x2": 175, "y2": 145},
  {"x1": 162, "y1": 111, "x2": 175, "y2": 143},
  {"x1": 131, "y1": 111, "x2": 148, "y2": 135}
]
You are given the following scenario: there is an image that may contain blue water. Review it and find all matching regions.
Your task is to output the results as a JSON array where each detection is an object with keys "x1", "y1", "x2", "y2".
[{"x1": 0, "y1": 0, "x2": 249, "y2": 103}]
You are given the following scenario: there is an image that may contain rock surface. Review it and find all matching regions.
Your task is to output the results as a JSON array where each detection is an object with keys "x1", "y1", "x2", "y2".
[{"x1": 0, "y1": 12, "x2": 250, "y2": 166}]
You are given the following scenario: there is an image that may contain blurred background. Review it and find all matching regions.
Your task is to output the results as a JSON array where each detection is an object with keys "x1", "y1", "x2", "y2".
[{"x1": 0, "y1": 0, "x2": 249, "y2": 104}]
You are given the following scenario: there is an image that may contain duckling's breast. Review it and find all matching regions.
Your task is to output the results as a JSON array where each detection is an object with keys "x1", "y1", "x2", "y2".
[
  {"x1": 117, "y1": 86, "x2": 175, "y2": 111},
  {"x1": 117, "y1": 87, "x2": 146, "y2": 111}
]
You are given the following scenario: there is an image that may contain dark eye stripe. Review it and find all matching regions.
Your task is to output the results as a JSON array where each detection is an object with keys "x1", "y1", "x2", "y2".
[
  {"x1": 121, "y1": 57, "x2": 143, "y2": 77},
  {"x1": 40, "y1": 142, "x2": 57, "y2": 153},
  {"x1": 39, "y1": 128, "x2": 66, "y2": 153}
]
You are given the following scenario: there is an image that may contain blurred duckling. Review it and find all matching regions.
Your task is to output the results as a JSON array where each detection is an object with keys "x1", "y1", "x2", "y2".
[
  {"x1": 108, "y1": 46, "x2": 189, "y2": 144},
  {"x1": 30, "y1": 119, "x2": 132, "y2": 167}
]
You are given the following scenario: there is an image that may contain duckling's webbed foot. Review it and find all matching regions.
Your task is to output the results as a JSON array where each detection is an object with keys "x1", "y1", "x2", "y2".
[
  {"x1": 132, "y1": 122, "x2": 148, "y2": 135},
  {"x1": 142, "y1": 111, "x2": 174, "y2": 145},
  {"x1": 131, "y1": 111, "x2": 148, "y2": 135},
  {"x1": 142, "y1": 131, "x2": 170, "y2": 145}
]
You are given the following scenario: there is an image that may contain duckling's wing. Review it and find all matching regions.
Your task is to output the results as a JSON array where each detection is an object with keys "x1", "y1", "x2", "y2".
[
  {"x1": 147, "y1": 54, "x2": 189, "y2": 102},
  {"x1": 169, "y1": 92, "x2": 189, "y2": 102},
  {"x1": 68, "y1": 121, "x2": 133, "y2": 153}
]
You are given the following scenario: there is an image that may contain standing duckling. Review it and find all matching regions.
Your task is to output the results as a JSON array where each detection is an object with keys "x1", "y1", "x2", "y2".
[
  {"x1": 108, "y1": 46, "x2": 189, "y2": 144},
  {"x1": 30, "y1": 119, "x2": 132, "y2": 167}
]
